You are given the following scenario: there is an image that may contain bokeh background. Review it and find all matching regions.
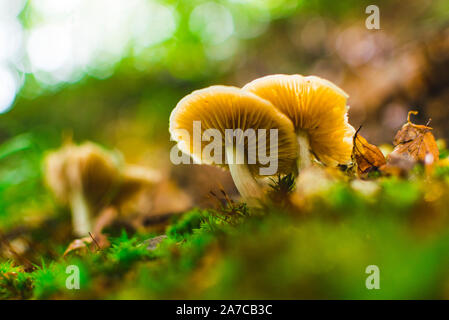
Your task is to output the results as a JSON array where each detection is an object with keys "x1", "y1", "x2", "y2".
[{"x1": 1, "y1": 0, "x2": 449, "y2": 230}]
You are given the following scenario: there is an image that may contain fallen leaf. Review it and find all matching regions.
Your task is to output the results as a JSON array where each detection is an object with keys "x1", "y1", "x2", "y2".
[
  {"x1": 63, "y1": 237, "x2": 93, "y2": 257},
  {"x1": 352, "y1": 127, "x2": 386, "y2": 177},
  {"x1": 384, "y1": 111, "x2": 439, "y2": 174},
  {"x1": 63, "y1": 233, "x2": 107, "y2": 257}
]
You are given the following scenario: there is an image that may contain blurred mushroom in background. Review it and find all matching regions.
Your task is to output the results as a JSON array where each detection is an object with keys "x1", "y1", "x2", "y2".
[
  {"x1": 44, "y1": 141, "x2": 189, "y2": 245},
  {"x1": 44, "y1": 142, "x2": 122, "y2": 237}
]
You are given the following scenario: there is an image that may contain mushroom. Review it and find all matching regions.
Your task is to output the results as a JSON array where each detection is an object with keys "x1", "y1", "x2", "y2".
[
  {"x1": 112, "y1": 164, "x2": 162, "y2": 209},
  {"x1": 169, "y1": 85, "x2": 297, "y2": 205},
  {"x1": 45, "y1": 142, "x2": 121, "y2": 236},
  {"x1": 243, "y1": 74, "x2": 355, "y2": 172},
  {"x1": 45, "y1": 142, "x2": 161, "y2": 237}
]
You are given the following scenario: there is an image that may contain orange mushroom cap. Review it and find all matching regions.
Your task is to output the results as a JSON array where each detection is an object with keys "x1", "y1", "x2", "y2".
[
  {"x1": 243, "y1": 74, "x2": 355, "y2": 166},
  {"x1": 169, "y1": 85, "x2": 297, "y2": 176}
]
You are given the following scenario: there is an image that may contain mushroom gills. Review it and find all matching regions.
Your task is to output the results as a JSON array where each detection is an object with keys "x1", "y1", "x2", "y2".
[
  {"x1": 297, "y1": 130, "x2": 313, "y2": 171},
  {"x1": 225, "y1": 144, "x2": 263, "y2": 206},
  {"x1": 70, "y1": 190, "x2": 92, "y2": 236}
]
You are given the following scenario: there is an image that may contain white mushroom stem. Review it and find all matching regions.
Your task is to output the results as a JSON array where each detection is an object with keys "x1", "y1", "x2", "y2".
[
  {"x1": 225, "y1": 145, "x2": 263, "y2": 206},
  {"x1": 297, "y1": 130, "x2": 312, "y2": 171},
  {"x1": 70, "y1": 190, "x2": 92, "y2": 237}
]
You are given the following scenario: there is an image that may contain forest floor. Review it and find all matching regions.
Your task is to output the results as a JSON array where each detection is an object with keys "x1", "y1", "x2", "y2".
[{"x1": 3, "y1": 152, "x2": 449, "y2": 299}]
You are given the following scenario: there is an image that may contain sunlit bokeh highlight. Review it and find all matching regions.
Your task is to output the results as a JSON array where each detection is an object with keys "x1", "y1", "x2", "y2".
[
  {"x1": 1, "y1": 0, "x2": 300, "y2": 114},
  {"x1": 0, "y1": 0, "x2": 26, "y2": 113}
]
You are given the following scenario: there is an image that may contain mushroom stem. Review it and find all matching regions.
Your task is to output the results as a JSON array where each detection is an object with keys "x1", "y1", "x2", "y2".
[
  {"x1": 297, "y1": 130, "x2": 312, "y2": 171},
  {"x1": 70, "y1": 190, "x2": 92, "y2": 236},
  {"x1": 225, "y1": 145, "x2": 263, "y2": 206}
]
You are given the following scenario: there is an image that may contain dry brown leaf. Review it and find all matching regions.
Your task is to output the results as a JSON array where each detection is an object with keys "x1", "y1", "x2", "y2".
[
  {"x1": 63, "y1": 233, "x2": 107, "y2": 257},
  {"x1": 63, "y1": 237, "x2": 93, "y2": 257},
  {"x1": 384, "y1": 111, "x2": 439, "y2": 174},
  {"x1": 352, "y1": 127, "x2": 386, "y2": 177}
]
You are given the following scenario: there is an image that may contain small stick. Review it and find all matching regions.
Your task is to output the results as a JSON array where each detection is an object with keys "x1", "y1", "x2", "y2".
[{"x1": 89, "y1": 232, "x2": 101, "y2": 251}]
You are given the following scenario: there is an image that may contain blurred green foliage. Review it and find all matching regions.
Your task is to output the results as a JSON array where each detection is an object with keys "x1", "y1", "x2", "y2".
[{"x1": 0, "y1": 133, "x2": 55, "y2": 229}]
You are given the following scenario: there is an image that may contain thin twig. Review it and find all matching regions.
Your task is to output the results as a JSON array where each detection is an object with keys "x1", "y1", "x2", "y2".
[{"x1": 89, "y1": 232, "x2": 101, "y2": 251}]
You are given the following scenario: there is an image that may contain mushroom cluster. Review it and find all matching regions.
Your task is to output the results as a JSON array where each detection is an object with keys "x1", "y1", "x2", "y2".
[{"x1": 169, "y1": 74, "x2": 355, "y2": 204}]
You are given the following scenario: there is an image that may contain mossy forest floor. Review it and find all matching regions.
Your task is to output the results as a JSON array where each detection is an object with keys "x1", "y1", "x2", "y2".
[
  {"x1": 0, "y1": 122, "x2": 446, "y2": 302},
  {"x1": 3, "y1": 149, "x2": 449, "y2": 300}
]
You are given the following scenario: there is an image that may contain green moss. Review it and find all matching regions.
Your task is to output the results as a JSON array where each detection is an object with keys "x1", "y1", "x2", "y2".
[
  {"x1": 166, "y1": 208, "x2": 205, "y2": 241},
  {"x1": 4, "y1": 162, "x2": 449, "y2": 299},
  {"x1": 31, "y1": 258, "x2": 91, "y2": 299},
  {"x1": 105, "y1": 232, "x2": 154, "y2": 271},
  {"x1": 0, "y1": 261, "x2": 32, "y2": 299}
]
